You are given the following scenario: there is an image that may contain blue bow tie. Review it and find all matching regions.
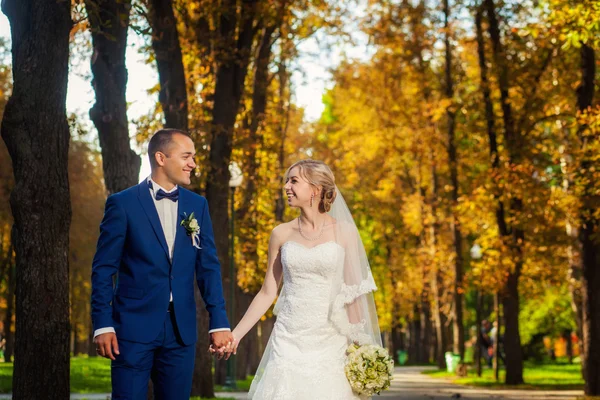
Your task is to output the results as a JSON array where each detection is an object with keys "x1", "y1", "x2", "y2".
[
  {"x1": 156, "y1": 188, "x2": 179, "y2": 202},
  {"x1": 149, "y1": 181, "x2": 179, "y2": 202}
]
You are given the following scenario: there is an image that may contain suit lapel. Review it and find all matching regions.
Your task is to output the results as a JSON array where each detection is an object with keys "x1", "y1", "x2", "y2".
[
  {"x1": 137, "y1": 181, "x2": 170, "y2": 260},
  {"x1": 172, "y1": 188, "x2": 190, "y2": 266}
]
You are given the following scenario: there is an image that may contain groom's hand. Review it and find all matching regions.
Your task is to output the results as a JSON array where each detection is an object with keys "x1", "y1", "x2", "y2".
[
  {"x1": 210, "y1": 331, "x2": 234, "y2": 360},
  {"x1": 94, "y1": 332, "x2": 120, "y2": 360}
]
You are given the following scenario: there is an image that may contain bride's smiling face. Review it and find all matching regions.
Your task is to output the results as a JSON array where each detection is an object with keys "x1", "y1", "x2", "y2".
[{"x1": 284, "y1": 167, "x2": 316, "y2": 208}]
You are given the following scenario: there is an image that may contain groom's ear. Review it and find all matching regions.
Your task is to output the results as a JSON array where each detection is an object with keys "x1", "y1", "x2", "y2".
[{"x1": 155, "y1": 151, "x2": 167, "y2": 167}]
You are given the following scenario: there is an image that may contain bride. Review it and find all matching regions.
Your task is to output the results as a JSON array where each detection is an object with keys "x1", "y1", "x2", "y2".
[{"x1": 226, "y1": 159, "x2": 382, "y2": 399}]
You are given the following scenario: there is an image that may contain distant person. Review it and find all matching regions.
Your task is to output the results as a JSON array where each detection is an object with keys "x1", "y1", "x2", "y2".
[
  {"x1": 489, "y1": 320, "x2": 505, "y2": 365},
  {"x1": 479, "y1": 319, "x2": 493, "y2": 367}
]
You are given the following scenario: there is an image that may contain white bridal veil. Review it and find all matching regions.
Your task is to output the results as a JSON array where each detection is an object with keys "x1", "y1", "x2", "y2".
[{"x1": 326, "y1": 188, "x2": 382, "y2": 347}]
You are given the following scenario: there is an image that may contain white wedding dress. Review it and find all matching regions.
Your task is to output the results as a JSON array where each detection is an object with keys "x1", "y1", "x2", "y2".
[{"x1": 248, "y1": 240, "x2": 364, "y2": 400}]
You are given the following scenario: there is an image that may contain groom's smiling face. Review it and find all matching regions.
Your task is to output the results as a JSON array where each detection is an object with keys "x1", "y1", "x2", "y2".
[{"x1": 157, "y1": 133, "x2": 197, "y2": 186}]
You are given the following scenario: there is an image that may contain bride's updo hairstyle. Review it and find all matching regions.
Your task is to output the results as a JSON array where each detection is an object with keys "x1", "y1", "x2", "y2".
[{"x1": 285, "y1": 159, "x2": 337, "y2": 212}]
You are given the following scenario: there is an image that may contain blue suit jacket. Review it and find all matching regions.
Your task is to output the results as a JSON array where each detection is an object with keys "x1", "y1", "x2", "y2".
[{"x1": 91, "y1": 180, "x2": 229, "y2": 345}]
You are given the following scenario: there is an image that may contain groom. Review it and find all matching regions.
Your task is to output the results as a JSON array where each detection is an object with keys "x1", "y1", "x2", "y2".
[{"x1": 91, "y1": 129, "x2": 233, "y2": 399}]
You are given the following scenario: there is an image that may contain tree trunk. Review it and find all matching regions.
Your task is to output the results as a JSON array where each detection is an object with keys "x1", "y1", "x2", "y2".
[
  {"x1": 390, "y1": 248, "x2": 404, "y2": 361},
  {"x1": 70, "y1": 271, "x2": 77, "y2": 355},
  {"x1": 429, "y1": 157, "x2": 446, "y2": 369},
  {"x1": 87, "y1": 329, "x2": 96, "y2": 357},
  {"x1": 503, "y1": 254, "x2": 523, "y2": 383},
  {"x1": 483, "y1": 0, "x2": 524, "y2": 384},
  {"x1": 408, "y1": 309, "x2": 421, "y2": 363},
  {"x1": 475, "y1": 291, "x2": 483, "y2": 376},
  {"x1": 234, "y1": 27, "x2": 278, "y2": 378},
  {"x1": 235, "y1": 291, "x2": 254, "y2": 379},
  {"x1": 475, "y1": 4, "x2": 506, "y2": 235},
  {"x1": 443, "y1": 0, "x2": 464, "y2": 360},
  {"x1": 249, "y1": 321, "x2": 260, "y2": 372},
  {"x1": 418, "y1": 286, "x2": 432, "y2": 364},
  {"x1": 204, "y1": 1, "x2": 258, "y2": 384},
  {"x1": 391, "y1": 318, "x2": 404, "y2": 358},
  {"x1": 494, "y1": 292, "x2": 501, "y2": 381},
  {"x1": 577, "y1": 42, "x2": 600, "y2": 396},
  {"x1": 191, "y1": 291, "x2": 215, "y2": 397},
  {"x1": 85, "y1": 0, "x2": 140, "y2": 194},
  {"x1": 564, "y1": 330, "x2": 574, "y2": 364},
  {"x1": 274, "y1": 60, "x2": 291, "y2": 222},
  {"x1": 567, "y1": 222, "x2": 584, "y2": 347},
  {"x1": 238, "y1": 20, "x2": 278, "y2": 228},
  {"x1": 476, "y1": 9, "x2": 509, "y2": 381},
  {"x1": 147, "y1": 0, "x2": 188, "y2": 130},
  {"x1": 3, "y1": 243, "x2": 14, "y2": 363},
  {"x1": 240, "y1": 23, "x2": 277, "y2": 221},
  {"x1": 1, "y1": 0, "x2": 72, "y2": 397}
]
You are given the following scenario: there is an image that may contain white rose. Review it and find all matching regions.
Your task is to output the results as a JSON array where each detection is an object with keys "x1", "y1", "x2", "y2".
[{"x1": 189, "y1": 219, "x2": 199, "y2": 230}]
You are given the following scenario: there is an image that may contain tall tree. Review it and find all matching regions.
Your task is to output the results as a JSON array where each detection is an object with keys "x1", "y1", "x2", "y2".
[
  {"x1": 576, "y1": 42, "x2": 599, "y2": 395},
  {"x1": 235, "y1": 20, "x2": 279, "y2": 381},
  {"x1": 147, "y1": 0, "x2": 188, "y2": 130},
  {"x1": 428, "y1": 153, "x2": 447, "y2": 369},
  {"x1": 1, "y1": 0, "x2": 72, "y2": 397},
  {"x1": 475, "y1": 4, "x2": 505, "y2": 377},
  {"x1": 86, "y1": 0, "x2": 141, "y2": 194},
  {"x1": 204, "y1": 0, "x2": 259, "y2": 383},
  {"x1": 483, "y1": 0, "x2": 525, "y2": 384},
  {"x1": 443, "y1": 0, "x2": 465, "y2": 360},
  {"x1": 206, "y1": 0, "x2": 258, "y2": 239}
]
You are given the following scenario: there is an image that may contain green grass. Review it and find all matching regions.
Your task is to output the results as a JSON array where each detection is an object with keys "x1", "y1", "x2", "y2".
[
  {"x1": 70, "y1": 356, "x2": 113, "y2": 393},
  {"x1": 422, "y1": 361, "x2": 584, "y2": 390},
  {"x1": 0, "y1": 362, "x2": 13, "y2": 393},
  {"x1": 214, "y1": 375, "x2": 254, "y2": 392},
  {"x1": 0, "y1": 356, "x2": 113, "y2": 393},
  {"x1": 191, "y1": 398, "x2": 236, "y2": 400},
  {"x1": 0, "y1": 356, "x2": 244, "y2": 397}
]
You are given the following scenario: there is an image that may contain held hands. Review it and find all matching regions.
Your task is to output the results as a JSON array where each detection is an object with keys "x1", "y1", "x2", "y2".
[
  {"x1": 94, "y1": 332, "x2": 120, "y2": 360},
  {"x1": 208, "y1": 331, "x2": 239, "y2": 360}
]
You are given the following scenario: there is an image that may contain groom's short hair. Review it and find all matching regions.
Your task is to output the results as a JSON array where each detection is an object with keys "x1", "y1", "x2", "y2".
[{"x1": 148, "y1": 128, "x2": 191, "y2": 168}]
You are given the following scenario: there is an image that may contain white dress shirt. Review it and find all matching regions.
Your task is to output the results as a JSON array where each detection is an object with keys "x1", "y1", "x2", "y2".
[{"x1": 94, "y1": 177, "x2": 229, "y2": 338}]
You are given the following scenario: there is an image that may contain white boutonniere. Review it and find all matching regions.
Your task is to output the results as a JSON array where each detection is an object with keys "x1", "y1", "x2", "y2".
[{"x1": 181, "y1": 212, "x2": 201, "y2": 249}]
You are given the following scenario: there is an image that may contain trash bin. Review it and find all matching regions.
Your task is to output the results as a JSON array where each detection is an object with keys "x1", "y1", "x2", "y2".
[
  {"x1": 397, "y1": 350, "x2": 408, "y2": 365},
  {"x1": 444, "y1": 352, "x2": 461, "y2": 373}
]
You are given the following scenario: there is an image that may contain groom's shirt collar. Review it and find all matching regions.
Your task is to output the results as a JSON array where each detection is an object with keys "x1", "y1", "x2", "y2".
[{"x1": 147, "y1": 176, "x2": 179, "y2": 195}]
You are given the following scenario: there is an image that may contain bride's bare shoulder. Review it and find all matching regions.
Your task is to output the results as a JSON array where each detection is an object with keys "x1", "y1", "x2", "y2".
[{"x1": 270, "y1": 220, "x2": 296, "y2": 247}]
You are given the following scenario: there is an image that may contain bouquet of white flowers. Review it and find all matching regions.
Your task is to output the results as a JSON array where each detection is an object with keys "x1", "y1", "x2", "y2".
[{"x1": 344, "y1": 343, "x2": 394, "y2": 397}]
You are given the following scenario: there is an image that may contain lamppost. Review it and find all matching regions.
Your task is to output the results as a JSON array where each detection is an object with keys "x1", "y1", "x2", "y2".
[
  {"x1": 470, "y1": 244, "x2": 483, "y2": 377},
  {"x1": 470, "y1": 243, "x2": 482, "y2": 260},
  {"x1": 225, "y1": 161, "x2": 243, "y2": 389}
]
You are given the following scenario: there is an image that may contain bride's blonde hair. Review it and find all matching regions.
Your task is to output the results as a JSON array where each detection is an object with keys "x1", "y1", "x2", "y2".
[{"x1": 285, "y1": 159, "x2": 337, "y2": 212}]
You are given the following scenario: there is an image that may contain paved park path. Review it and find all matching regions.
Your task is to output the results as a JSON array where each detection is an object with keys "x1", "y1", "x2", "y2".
[
  {"x1": 379, "y1": 366, "x2": 583, "y2": 400},
  {"x1": 0, "y1": 366, "x2": 585, "y2": 399}
]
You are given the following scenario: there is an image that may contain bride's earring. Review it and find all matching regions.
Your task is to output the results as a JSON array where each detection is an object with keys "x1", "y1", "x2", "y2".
[{"x1": 310, "y1": 194, "x2": 314, "y2": 207}]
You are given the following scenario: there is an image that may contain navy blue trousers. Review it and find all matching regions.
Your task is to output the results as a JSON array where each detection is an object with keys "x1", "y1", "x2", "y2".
[{"x1": 111, "y1": 308, "x2": 195, "y2": 400}]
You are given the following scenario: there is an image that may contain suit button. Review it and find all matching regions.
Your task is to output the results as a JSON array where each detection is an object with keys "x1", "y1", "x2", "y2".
[{"x1": 170, "y1": 275, "x2": 174, "y2": 280}]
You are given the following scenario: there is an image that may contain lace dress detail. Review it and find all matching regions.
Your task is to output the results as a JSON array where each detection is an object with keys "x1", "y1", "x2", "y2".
[{"x1": 248, "y1": 241, "x2": 365, "y2": 400}]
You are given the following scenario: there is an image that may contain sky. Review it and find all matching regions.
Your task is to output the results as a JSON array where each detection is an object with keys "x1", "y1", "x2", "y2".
[{"x1": 0, "y1": 9, "x2": 371, "y2": 181}]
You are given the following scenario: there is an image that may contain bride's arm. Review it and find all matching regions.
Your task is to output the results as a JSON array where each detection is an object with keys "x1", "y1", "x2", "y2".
[{"x1": 231, "y1": 228, "x2": 284, "y2": 350}]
